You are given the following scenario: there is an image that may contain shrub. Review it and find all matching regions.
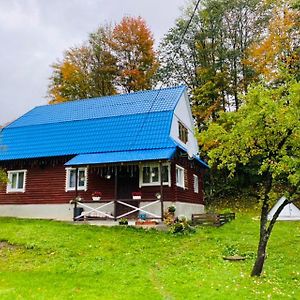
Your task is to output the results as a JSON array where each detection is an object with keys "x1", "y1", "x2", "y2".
[{"x1": 119, "y1": 218, "x2": 128, "y2": 225}]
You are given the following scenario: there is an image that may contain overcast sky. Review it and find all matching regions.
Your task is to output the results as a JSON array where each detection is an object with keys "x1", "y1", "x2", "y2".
[{"x1": 0, "y1": 0, "x2": 187, "y2": 125}]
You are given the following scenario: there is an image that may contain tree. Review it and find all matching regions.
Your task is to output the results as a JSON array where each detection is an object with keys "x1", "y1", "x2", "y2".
[
  {"x1": 48, "y1": 25, "x2": 118, "y2": 103},
  {"x1": 200, "y1": 78, "x2": 300, "y2": 276},
  {"x1": 110, "y1": 16, "x2": 158, "y2": 93},
  {"x1": 0, "y1": 170, "x2": 6, "y2": 184},
  {"x1": 89, "y1": 25, "x2": 119, "y2": 96},
  {"x1": 48, "y1": 17, "x2": 158, "y2": 103},
  {"x1": 158, "y1": 0, "x2": 272, "y2": 125},
  {"x1": 245, "y1": 1, "x2": 300, "y2": 82},
  {"x1": 0, "y1": 134, "x2": 7, "y2": 184}
]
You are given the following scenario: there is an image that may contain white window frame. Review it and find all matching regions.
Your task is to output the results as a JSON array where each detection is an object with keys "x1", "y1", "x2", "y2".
[
  {"x1": 6, "y1": 170, "x2": 27, "y2": 193},
  {"x1": 65, "y1": 167, "x2": 88, "y2": 192},
  {"x1": 193, "y1": 174, "x2": 199, "y2": 193},
  {"x1": 139, "y1": 163, "x2": 171, "y2": 187},
  {"x1": 176, "y1": 165, "x2": 185, "y2": 188}
]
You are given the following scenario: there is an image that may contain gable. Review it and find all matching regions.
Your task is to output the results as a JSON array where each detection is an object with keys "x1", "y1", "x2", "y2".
[{"x1": 170, "y1": 91, "x2": 199, "y2": 156}]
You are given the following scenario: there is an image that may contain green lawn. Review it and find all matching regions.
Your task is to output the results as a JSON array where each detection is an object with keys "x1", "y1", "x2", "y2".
[{"x1": 0, "y1": 215, "x2": 299, "y2": 300}]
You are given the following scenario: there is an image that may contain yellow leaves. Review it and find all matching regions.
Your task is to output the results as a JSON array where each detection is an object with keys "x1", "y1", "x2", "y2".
[
  {"x1": 110, "y1": 16, "x2": 158, "y2": 92},
  {"x1": 61, "y1": 62, "x2": 80, "y2": 82},
  {"x1": 48, "y1": 17, "x2": 158, "y2": 102},
  {"x1": 245, "y1": 5, "x2": 300, "y2": 81}
]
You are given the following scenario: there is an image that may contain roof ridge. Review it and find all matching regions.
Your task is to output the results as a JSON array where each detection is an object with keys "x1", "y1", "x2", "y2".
[
  {"x1": 35, "y1": 85, "x2": 186, "y2": 109},
  {"x1": 4, "y1": 110, "x2": 174, "y2": 130}
]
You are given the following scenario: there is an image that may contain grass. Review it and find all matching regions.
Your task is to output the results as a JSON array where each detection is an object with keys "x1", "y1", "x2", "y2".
[{"x1": 0, "y1": 214, "x2": 299, "y2": 300}]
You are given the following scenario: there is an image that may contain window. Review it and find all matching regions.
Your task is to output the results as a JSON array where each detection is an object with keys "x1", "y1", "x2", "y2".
[
  {"x1": 140, "y1": 164, "x2": 170, "y2": 187},
  {"x1": 176, "y1": 165, "x2": 185, "y2": 188},
  {"x1": 7, "y1": 170, "x2": 27, "y2": 193},
  {"x1": 66, "y1": 168, "x2": 88, "y2": 192},
  {"x1": 178, "y1": 121, "x2": 188, "y2": 144},
  {"x1": 193, "y1": 174, "x2": 199, "y2": 193}
]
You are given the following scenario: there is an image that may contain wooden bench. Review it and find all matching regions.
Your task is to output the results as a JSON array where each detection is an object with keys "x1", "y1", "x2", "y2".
[{"x1": 191, "y1": 213, "x2": 235, "y2": 227}]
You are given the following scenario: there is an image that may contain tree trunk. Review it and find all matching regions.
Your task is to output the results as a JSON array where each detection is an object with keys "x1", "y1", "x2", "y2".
[
  {"x1": 252, "y1": 196, "x2": 292, "y2": 275},
  {"x1": 251, "y1": 232, "x2": 269, "y2": 276},
  {"x1": 251, "y1": 175, "x2": 272, "y2": 276}
]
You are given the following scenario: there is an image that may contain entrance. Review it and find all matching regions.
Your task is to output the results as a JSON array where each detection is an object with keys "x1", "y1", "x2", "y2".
[{"x1": 116, "y1": 166, "x2": 139, "y2": 219}]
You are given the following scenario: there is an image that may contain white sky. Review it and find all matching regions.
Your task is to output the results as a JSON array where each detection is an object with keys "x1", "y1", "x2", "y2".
[{"x1": 0, "y1": 0, "x2": 187, "y2": 125}]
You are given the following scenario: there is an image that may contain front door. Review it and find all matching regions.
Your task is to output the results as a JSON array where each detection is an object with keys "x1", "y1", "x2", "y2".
[{"x1": 116, "y1": 166, "x2": 139, "y2": 219}]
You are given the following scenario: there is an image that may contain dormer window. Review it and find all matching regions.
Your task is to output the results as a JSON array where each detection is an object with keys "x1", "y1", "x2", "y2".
[{"x1": 178, "y1": 121, "x2": 188, "y2": 144}]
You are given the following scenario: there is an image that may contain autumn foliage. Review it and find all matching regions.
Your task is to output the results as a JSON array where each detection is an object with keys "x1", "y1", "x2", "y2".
[
  {"x1": 48, "y1": 17, "x2": 158, "y2": 103},
  {"x1": 245, "y1": 4, "x2": 300, "y2": 81},
  {"x1": 110, "y1": 17, "x2": 158, "y2": 93}
]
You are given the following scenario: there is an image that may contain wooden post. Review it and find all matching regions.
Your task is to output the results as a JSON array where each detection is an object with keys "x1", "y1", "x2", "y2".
[
  {"x1": 73, "y1": 201, "x2": 77, "y2": 221},
  {"x1": 114, "y1": 166, "x2": 118, "y2": 221},
  {"x1": 75, "y1": 167, "x2": 78, "y2": 198},
  {"x1": 159, "y1": 162, "x2": 164, "y2": 221}
]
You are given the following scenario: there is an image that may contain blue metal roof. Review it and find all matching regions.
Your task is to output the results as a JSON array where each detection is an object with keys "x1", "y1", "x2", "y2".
[
  {"x1": 7, "y1": 86, "x2": 185, "y2": 128},
  {"x1": 0, "y1": 86, "x2": 186, "y2": 161},
  {"x1": 65, "y1": 148, "x2": 177, "y2": 166},
  {"x1": 0, "y1": 111, "x2": 176, "y2": 160},
  {"x1": 193, "y1": 155, "x2": 209, "y2": 169}
]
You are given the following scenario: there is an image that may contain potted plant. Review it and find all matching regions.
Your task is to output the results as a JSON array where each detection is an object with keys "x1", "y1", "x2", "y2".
[
  {"x1": 135, "y1": 219, "x2": 159, "y2": 226},
  {"x1": 132, "y1": 191, "x2": 142, "y2": 200},
  {"x1": 135, "y1": 219, "x2": 145, "y2": 225},
  {"x1": 92, "y1": 191, "x2": 102, "y2": 201},
  {"x1": 168, "y1": 205, "x2": 176, "y2": 214},
  {"x1": 119, "y1": 218, "x2": 128, "y2": 225}
]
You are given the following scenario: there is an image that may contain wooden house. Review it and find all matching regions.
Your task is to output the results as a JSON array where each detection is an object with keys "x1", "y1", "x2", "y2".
[{"x1": 0, "y1": 86, "x2": 208, "y2": 221}]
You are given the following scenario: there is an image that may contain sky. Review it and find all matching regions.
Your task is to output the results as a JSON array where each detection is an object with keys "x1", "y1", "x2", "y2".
[{"x1": 0, "y1": 0, "x2": 187, "y2": 126}]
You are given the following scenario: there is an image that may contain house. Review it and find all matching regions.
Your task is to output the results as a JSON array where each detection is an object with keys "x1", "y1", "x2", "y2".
[{"x1": 0, "y1": 86, "x2": 208, "y2": 221}]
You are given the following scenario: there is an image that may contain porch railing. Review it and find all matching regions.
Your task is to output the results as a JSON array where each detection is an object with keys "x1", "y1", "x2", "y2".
[{"x1": 73, "y1": 199, "x2": 162, "y2": 221}]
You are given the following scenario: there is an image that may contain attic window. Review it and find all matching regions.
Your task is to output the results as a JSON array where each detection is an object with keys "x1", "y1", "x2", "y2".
[{"x1": 178, "y1": 121, "x2": 188, "y2": 144}]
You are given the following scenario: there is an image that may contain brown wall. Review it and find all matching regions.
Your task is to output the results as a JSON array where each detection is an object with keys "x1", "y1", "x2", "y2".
[
  {"x1": 0, "y1": 156, "x2": 205, "y2": 205},
  {"x1": 172, "y1": 156, "x2": 205, "y2": 205}
]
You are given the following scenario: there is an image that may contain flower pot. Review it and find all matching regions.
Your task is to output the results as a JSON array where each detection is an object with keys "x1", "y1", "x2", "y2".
[
  {"x1": 92, "y1": 196, "x2": 101, "y2": 201},
  {"x1": 135, "y1": 220, "x2": 157, "y2": 226}
]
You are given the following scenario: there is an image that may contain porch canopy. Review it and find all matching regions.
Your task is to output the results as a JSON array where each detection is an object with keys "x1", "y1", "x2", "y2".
[{"x1": 64, "y1": 147, "x2": 177, "y2": 166}]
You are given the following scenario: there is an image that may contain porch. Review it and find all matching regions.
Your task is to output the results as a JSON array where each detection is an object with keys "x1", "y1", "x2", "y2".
[
  {"x1": 73, "y1": 197, "x2": 163, "y2": 221},
  {"x1": 69, "y1": 162, "x2": 169, "y2": 222}
]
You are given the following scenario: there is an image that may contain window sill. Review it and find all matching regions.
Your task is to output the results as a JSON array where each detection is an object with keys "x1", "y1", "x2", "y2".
[
  {"x1": 66, "y1": 188, "x2": 87, "y2": 192},
  {"x1": 176, "y1": 185, "x2": 186, "y2": 190},
  {"x1": 141, "y1": 182, "x2": 170, "y2": 187},
  {"x1": 6, "y1": 190, "x2": 25, "y2": 193}
]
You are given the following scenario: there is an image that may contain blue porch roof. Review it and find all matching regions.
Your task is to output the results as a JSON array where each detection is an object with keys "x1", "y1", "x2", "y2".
[{"x1": 65, "y1": 148, "x2": 177, "y2": 166}]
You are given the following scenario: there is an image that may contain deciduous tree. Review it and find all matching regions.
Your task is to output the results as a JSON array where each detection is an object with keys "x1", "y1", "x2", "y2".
[
  {"x1": 158, "y1": 0, "x2": 272, "y2": 126},
  {"x1": 200, "y1": 77, "x2": 300, "y2": 276},
  {"x1": 48, "y1": 17, "x2": 158, "y2": 103},
  {"x1": 245, "y1": 2, "x2": 300, "y2": 82},
  {"x1": 48, "y1": 25, "x2": 118, "y2": 103},
  {"x1": 110, "y1": 16, "x2": 158, "y2": 93}
]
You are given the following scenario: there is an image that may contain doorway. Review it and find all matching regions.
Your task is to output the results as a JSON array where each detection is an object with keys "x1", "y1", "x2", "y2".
[{"x1": 116, "y1": 166, "x2": 139, "y2": 219}]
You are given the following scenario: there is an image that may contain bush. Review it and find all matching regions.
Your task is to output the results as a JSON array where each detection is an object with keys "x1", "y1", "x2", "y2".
[
  {"x1": 119, "y1": 218, "x2": 128, "y2": 225},
  {"x1": 168, "y1": 205, "x2": 176, "y2": 213},
  {"x1": 170, "y1": 216, "x2": 195, "y2": 235}
]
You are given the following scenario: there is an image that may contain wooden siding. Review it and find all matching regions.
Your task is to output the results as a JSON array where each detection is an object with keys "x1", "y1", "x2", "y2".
[
  {"x1": 0, "y1": 156, "x2": 205, "y2": 205},
  {"x1": 172, "y1": 156, "x2": 205, "y2": 205}
]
